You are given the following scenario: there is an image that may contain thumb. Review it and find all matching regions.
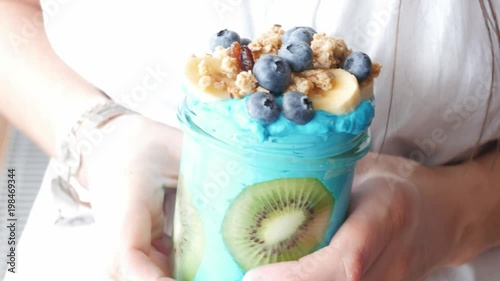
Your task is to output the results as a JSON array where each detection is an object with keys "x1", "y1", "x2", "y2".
[
  {"x1": 354, "y1": 152, "x2": 379, "y2": 177},
  {"x1": 353, "y1": 152, "x2": 391, "y2": 189}
]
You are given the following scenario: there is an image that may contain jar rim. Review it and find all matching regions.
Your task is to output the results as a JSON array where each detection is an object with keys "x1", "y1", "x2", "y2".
[{"x1": 177, "y1": 97, "x2": 372, "y2": 163}]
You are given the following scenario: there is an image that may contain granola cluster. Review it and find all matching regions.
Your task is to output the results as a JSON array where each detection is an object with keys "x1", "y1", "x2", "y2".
[
  {"x1": 195, "y1": 47, "x2": 258, "y2": 98},
  {"x1": 286, "y1": 69, "x2": 336, "y2": 95},
  {"x1": 247, "y1": 25, "x2": 285, "y2": 60},
  {"x1": 310, "y1": 33, "x2": 352, "y2": 69}
]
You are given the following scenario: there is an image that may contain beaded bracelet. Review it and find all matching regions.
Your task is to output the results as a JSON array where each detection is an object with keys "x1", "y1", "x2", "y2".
[{"x1": 51, "y1": 99, "x2": 138, "y2": 224}]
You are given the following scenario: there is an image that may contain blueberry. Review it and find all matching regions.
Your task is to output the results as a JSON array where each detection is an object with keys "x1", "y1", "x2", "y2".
[
  {"x1": 246, "y1": 92, "x2": 280, "y2": 125},
  {"x1": 241, "y1": 38, "x2": 252, "y2": 46},
  {"x1": 283, "y1": 27, "x2": 316, "y2": 44},
  {"x1": 278, "y1": 41, "x2": 313, "y2": 72},
  {"x1": 282, "y1": 91, "x2": 314, "y2": 124},
  {"x1": 253, "y1": 54, "x2": 292, "y2": 93},
  {"x1": 287, "y1": 29, "x2": 314, "y2": 45},
  {"x1": 342, "y1": 52, "x2": 372, "y2": 83},
  {"x1": 209, "y1": 29, "x2": 241, "y2": 52}
]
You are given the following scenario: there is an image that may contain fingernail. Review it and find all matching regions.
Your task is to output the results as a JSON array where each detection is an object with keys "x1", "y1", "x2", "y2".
[{"x1": 243, "y1": 271, "x2": 266, "y2": 281}]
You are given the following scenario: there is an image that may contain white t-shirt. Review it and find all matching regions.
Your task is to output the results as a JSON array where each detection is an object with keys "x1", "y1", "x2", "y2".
[{"x1": 5, "y1": 0, "x2": 499, "y2": 280}]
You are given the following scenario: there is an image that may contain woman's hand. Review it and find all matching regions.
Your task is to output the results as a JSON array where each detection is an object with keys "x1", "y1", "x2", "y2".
[
  {"x1": 77, "y1": 114, "x2": 182, "y2": 281},
  {"x1": 243, "y1": 152, "x2": 463, "y2": 281}
]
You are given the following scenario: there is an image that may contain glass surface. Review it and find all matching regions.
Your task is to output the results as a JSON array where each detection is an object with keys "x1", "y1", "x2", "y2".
[{"x1": 173, "y1": 97, "x2": 371, "y2": 281}]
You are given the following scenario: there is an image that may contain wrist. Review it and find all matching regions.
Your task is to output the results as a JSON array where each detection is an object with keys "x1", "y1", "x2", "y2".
[
  {"x1": 431, "y1": 159, "x2": 500, "y2": 266},
  {"x1": 53, "y1": 90, "x2": 110, "y2": 148},
  {"x1": 53, "y1": 99, "x2": 138, "y2": 203},
  {"x1": 410, "y1": 164, "x2": 466, "y2": 269},
  {"x1": 75, "y1": 113, "x2": 148, "y2": 188}
]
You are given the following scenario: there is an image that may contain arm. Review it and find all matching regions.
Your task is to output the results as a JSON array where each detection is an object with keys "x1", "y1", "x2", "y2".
[
  {"x1": 0, "y1": 0, "x2": 108, "y2": 157},
  {"x1": 0, "y1": 2, "x2": 180, "y2": 280}
]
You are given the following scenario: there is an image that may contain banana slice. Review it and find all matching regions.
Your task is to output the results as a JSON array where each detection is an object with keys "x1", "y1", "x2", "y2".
[
  {"x1": 308, "y1": 68, "x2": 361, "y2": 115},
  {"x1": 184, "y1": 55, "x2": 232, "y2": 102}
]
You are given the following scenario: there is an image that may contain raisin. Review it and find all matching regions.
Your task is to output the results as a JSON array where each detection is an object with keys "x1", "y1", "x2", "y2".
[
  {"x1": 228, "y1": 42, "x2": 242, "y2": 69},
  {"x1": 228, "y1": 42, "x2": 254, "y2": 71},
  {"x1": 240, "y1": 45, "x2": 254, "y2": 71}
]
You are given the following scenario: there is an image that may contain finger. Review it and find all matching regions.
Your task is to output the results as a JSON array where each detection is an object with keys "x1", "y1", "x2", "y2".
[
  {"x1": 360, "y1": 246, "x2": 407, "y2": 281},
  {"x1": 151, "y1": 233, "x2": 173, "y2": 276},
  {"x1": 163, "y1": 188, "x2": 177, "y2": 238},
  {"x1": 355, "y1": 152, "x2": 379, "y2": 173},
  {"x1": 243, "y1": 247, "x2": 344, "y2": 281},
  {"x1": 153, "y1": 233, "x2": 173, "y2": 258},
  {"x1": 362, "y1": 238, "x2": 428, "y2": 281},
  {"x1": 151, "y1": 238, "x2": 172, "y2": 277},
  {"x1": 108, "y1": 203, "x2": 170, "y2": 280},
  {"x1": 353, "y1": 152, "x2": 379, "y2": 188},
  {"x1": 112, "y1": 248, "x2": 174, "y2": 281},
  {"x1": 244, "y1": 180, "x2": 394, "y2": 281}
]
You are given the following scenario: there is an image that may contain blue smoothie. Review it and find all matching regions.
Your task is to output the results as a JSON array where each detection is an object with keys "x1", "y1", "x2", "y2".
[{"x1": 173, "y1": 90, "x2": 373, "y2": 281}]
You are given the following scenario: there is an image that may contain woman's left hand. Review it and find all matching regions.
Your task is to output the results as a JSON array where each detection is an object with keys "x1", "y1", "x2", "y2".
[
  {"x1": 76, "y1": 114, "x2": 183, "y2": 281},
  {"x1": 243, "y1": 152, "x2": 462, "y2": 281}
]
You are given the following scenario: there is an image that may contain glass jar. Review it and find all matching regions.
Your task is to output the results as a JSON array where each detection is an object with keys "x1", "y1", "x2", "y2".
[{"x1": 172, "y1": 94, "x2": 372, "y2": 281}]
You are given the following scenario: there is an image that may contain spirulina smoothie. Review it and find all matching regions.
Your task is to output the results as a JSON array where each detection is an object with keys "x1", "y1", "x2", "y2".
[{"x1": 173, "y1": 24, "x2": 380, "y2": 281}]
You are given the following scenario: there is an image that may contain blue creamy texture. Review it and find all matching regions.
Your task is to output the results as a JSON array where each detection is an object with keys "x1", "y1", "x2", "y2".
[
  {"x1": 189, "y1": 95, "x2": 375, "y2": 142},
  {"x1": 179, "y1": 91, "x2": 374, "y2": 281}
]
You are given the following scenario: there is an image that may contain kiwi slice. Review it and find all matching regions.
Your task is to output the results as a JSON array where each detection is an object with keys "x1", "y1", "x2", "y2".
[
  {"x1": 222, "y1": 178, "x2": 335, "y2": 271},
  {"x1": 173, "y1": 176, "x2": 205, "y2": 281}
]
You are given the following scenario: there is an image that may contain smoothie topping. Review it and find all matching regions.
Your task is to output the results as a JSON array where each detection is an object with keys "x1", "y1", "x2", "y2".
[
  {"x1": 209, "y1": 29, "x2": 241, "y2": 52},
  {"x1": 185, "y1": 48, "x2": 258, "y2": 101},
  {"x1": 279, "y1": 40, "x2": 314, "y2": 72},
  {"x1": 282, "y1": 91, "x2": 315, "y2": 125},
  {"x1": 234, "y1": 71, "x2": 258, "y2": 99},
  {"x1": 311, "y1": 33, "x2": 351, "y2": 69},
  {"x1": 253, "y1": 54, "x2": 292, "y2": 93},
  {"x1": 184, "y1": 25, "x2": 381, "y2": 125},
  {"x1": 282, "y1": 26, "x2": 316, "y2": 45},
  {"x1": 245, "y1": 92, "x2": 280, "y2": 125},
  {"x1": 342, "y1": 51, "x2": 373, "y2": 83},
  {"x1": 247, "y1": 24, "x2": 285, "y2": 60},
  {"x1": 287, "y1": 69, "x2": 336, "y2": 95},
  {"x1": 228, "y1": 42, "x2": 255, "y2": 72}
]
